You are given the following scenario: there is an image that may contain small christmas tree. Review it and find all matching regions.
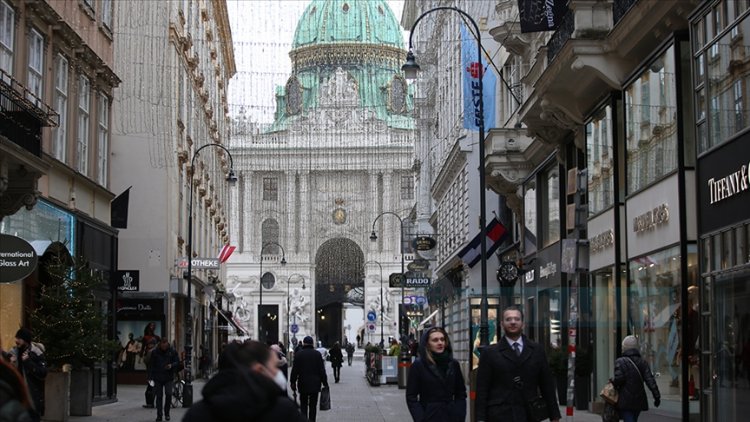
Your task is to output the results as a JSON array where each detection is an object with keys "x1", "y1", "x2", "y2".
[{"x1": 29, "y1": 258, "x2": 119, "y2": 369}]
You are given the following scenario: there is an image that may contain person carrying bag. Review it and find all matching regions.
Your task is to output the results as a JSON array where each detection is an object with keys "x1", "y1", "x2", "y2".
[
  {"x1": 319, "y1": 385, "x2": 330, "y2": 411},
  {"x1": 611, "y1": 336, "x2": 661, "y2": 422}
]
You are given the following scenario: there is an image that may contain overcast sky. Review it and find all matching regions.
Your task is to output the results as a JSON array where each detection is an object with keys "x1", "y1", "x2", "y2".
[{"x1": 226, "y1": 0, "x2": 405, "y2": 125}]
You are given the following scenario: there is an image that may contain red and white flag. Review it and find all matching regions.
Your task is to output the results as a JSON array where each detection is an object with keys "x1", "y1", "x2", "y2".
[{"x1": 218, "y1": 244, "x2": 236, "y2": 263}]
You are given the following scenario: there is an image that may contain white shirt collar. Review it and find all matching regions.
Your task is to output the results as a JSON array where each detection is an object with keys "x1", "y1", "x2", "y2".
[{"x1": 506, "y1": 336, "x2": 524, "y2": 349}]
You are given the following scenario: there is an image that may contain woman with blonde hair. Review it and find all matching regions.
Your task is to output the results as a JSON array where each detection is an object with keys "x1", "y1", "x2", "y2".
[{"x1": 405, "y1": 327, "x2": 466, "y2": 422}]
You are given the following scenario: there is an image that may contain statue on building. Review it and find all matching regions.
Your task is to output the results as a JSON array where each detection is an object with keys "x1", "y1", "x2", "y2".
[{"x1": 290, "y1": 288, "x2": 309, "y2": 322}]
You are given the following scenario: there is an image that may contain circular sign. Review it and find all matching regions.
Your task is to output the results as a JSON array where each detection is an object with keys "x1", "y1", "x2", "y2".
[
  {"x1": 367, "y1": 323, "x2": 376, "y2": 333},
  {"x1": 412, "y1": 236, "x2": 437, "y2": 251},
  {"x1": 415, "y1": 296, "x2": 427, "y2": 306},
  {"x1": 367, "y1": 311, "x2": 377, "y2": 322},
  {"x1": 0, "y1": 234, "x2": 38, "y2": 283},
  {"x1": 291, "y1": 324, "x2": 299, "y2": 334}
]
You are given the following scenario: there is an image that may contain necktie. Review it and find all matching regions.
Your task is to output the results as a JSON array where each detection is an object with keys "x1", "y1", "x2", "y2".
[{"x1": 513, "y1": 342, "x2": 521, "y2": 356}]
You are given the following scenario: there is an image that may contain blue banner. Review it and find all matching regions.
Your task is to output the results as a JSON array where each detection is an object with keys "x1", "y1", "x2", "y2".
[{"x1": 461, "y1": 24, "x2": 496, "y2": 131}]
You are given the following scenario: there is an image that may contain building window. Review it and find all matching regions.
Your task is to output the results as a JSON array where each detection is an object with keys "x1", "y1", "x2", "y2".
[
  {"x1": 0, "y1": 0, "x2": 12, "y2": 78},
  {"x1": 625, "y1": 45, "x2": 678, "y2": 194},
  {"x1": 586, "y1": 105, "x2": 614, "y2": 216},
  {"x1": 97, "y1": 93, "x2": 109, "y2": 186},
  {"x1": 523, "y1": 180, "x2": 537, "y2": 256},
  {"x1": 261, "y1": 219, "x2": 280, "y2": 254},
  {"x1": 263, "y1": 177, "x2": 278, "y2": 201},
  {"x1": 77, "y1": 75, "x2": 90, "y2": 175},
  {"x1": 52, "y1": 55, "x2": 68, "y2": 162},
  {"x1": 400, "y1": 175, "x2": 414, "y2": 200},
  {"x1": 540, "y1": 165, "x2": 560, "y2": 247},
  {"x1": 101, "y1": 0, "x2": 112, "y2": 29},
  {"x1": 733, "y1": 79, "x2": 744, "y2": 131},
  {"x1": 27, "y1": 28, "x2": 43, "y2": 104}
]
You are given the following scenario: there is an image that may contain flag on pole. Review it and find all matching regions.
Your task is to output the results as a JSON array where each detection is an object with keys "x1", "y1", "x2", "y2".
[
  {"x1": 457, "y1": 218, "x2": 508, "y2": 268},
  {"x1": 110, "y1": 187, "x2": 131, "y2": 229},
  {"x1": 461, "y1": 24, "x2": 496, "y2": 131},
  {"x1": 218, "y1": 244, "x2": 236, "y2": 263}
]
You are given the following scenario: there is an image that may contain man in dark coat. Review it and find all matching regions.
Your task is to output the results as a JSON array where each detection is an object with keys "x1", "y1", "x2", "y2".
[
  {"x1": 10, "y1": 328, "x2": 46, "y2": 422},
  {"x1": 612, "y1": 335, "x2": 660, "y2": 421},
  {"x1": 345, "y1": 342, "x2": 355, "y2": 366},
  {"x1": 290, "y1": 336, "x2": 328, "y2": 421},
  {"x1": 184, "y1": 341, "x2": 306, "y2": 422},
  {"x1": 147, "y1": 338, "x2": 179, "y2": 421},
  {"x1": 475, "y1": 307, "x2": 561, "y2": 422}
]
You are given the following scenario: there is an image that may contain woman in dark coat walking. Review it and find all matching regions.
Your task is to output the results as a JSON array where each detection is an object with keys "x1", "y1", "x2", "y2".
[
  {"x1": 405, "y1": 327, "x2": 466, "y2": 422},
  {"x1": 613, "y1": 335, "x2": 661, "y2": 422},
  {"x1": 328, "y1": 342, "x2": 344, "y2": 383}
]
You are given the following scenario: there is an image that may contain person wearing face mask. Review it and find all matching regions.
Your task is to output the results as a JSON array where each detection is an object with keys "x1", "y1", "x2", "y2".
[
  {"x1": 183, "y1": 341, "x2": 306, "y2": 422},
  {"x1": 405, "y1": 327, "x2": 466, "y2": 422}
]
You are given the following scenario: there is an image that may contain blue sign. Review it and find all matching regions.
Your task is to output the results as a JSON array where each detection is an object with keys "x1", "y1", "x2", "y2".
[
  {"x1": 367, "y1": 311, "x2": 377, "y2": 322},
  {"x1": 290, "y1": 324, "x2": 299, "y2": 334}
]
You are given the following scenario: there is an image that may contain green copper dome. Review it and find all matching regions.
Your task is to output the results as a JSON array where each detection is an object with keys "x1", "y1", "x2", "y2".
[{"x1": 292, "y1": 0, "x2": 404, "y2": 50}]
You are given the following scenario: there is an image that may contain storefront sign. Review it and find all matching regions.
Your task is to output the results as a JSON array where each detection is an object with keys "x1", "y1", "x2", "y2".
[
  {"x1": 114, "y1": 270, "x2": 140, "y2": 292},
  {"x1": 589, "y1": 230, "x2": 615, "y2": 253},
  {"x1": 412, "y1": 236, "x2": 437, "y2": 251},
  {"x1": 524, "y1": 269, "x2": 535, "y2": 284},
  {"x1": 407, "y1": 259, "x2": 430, "y2": 271},
  {"x1": 176, "y1": 257, "x2": 220, "y2": 269},
  {"x1": 405, "y1": 271, "x2": 431, "y2": 287},
  {"x1": 0, "y1": 234, "x2": 38, "y2": 283},
  {"x1": 706, "y1": 161, "x2": 749, "y2": 205},
  {"x1": 539, "y1": 262, "x2": 557, "y2": 279},
  {"x1": 633, "y1": 204, "x2": 669, "y2": 234}
]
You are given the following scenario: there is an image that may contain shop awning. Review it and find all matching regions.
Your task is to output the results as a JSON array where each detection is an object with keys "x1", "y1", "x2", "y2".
[{"x1": 418, "y1": 309, "x2": 439, "y2": 330}]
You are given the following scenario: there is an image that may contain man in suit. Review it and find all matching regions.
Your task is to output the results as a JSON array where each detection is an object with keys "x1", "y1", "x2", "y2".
[
  {"x1": 290, "y1": 336, "x2": 328, "y2": 421},
  {"x1": 475, "y1": 306, "x2": 561, "y2": 422}
]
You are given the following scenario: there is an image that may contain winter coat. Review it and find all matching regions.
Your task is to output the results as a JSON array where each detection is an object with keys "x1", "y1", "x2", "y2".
[
  {"x1": 290, "y1": 345, "x2": 328, "y2": 394},
  {"x1": 474, "y1": 336, "x2": 561, "y2": 422},
  {"x1": 147, "y1": 346, "x2": 179, "y2": 383},
  {"x1": 345, "y1": 344, "x2": 355, "y2": 356},
  {"x1": 328, "y1": 347, "x2": 344, "y2": 368},
  {"x1": 183, "y1": 368, "x2": 307, "y2": 422},
  {"x1": 612, "y1": 349, "x2": 660, "y2": 412},
  {"x1": 10, "y1": 343, "x2": 46, "y2": 419},
  {"x1": 405, "y1": 329, "x2": 467, "y2": 422}
]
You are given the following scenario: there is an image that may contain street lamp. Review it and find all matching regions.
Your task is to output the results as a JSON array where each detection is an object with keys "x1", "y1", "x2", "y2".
[
  {"x1": 286, "y1": 273, "x2": 305, "y2": 346},
  {"x1": 185, "y1": 143, "x2": 237, "y2": 406},
  {"x1": 259, "y1": 241, "x2": 286, "y2": 343},
  {"x1": 364, "y1": 260, "x2": 384, "y2": 346},
  {"x1": 370, "y1": 211, "x2": 405, "y2": 340},
  {"x1": 403, "y1": 7, "x2": 491, "y2": 348}
]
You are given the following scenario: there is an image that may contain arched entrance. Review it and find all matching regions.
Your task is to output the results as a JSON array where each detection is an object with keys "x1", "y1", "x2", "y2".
[{"x1": 315, "y1": 238, "x2": 364, "y2": 347}]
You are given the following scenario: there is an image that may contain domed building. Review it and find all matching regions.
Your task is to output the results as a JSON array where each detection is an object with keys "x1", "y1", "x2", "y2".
[{"x1": 227, "y1": 0, "x2": 416, "y2": 348}]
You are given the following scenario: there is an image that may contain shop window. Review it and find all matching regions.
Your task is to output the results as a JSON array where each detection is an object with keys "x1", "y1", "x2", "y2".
[
  {"x1": 540, "y1": 166, "x2": 560, "y2": 247},
  {"x1": 524, "y1": 180, "x2": 537, "y2": 255},
  {"x1": 586, "y1": 105, "x2": 614, "y2": 216},
  {"x1": 625, "y1": 45, "x2": 678, "y2": 194},
  {"x1": 593, "y1": 268, "x2": 618, "y2": 396}
]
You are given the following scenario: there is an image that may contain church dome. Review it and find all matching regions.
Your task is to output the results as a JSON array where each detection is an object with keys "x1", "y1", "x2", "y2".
[{"x1": 292, "y1": 0, "x2": 404, "y2": 50}]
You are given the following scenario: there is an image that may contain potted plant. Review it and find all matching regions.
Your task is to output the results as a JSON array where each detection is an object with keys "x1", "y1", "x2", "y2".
[
  {"x1": 29, "y1": 258, "x2": 120, "y2": 418},
  {"x1": 574, "y1": 348, "x2": 593, "y2": 410}
]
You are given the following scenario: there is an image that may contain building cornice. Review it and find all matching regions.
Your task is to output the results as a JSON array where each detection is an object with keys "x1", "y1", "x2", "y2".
[{"x1": 212, "y1": 0, "x2": 236, "y2": 78}]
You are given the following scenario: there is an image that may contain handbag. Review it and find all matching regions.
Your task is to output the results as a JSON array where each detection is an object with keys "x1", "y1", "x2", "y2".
[
  {"x1": 319, "y1": 386, "x2": 331, "y2": 411},
  {"x1": 602, "y1": 402, "x2": 620, "y2": 422},
  {"x1": 599, "y1": 381, "x2": 618, "y2": 405}
]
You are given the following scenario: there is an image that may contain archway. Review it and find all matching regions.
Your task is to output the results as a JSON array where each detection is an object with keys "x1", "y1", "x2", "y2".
[{"x1": 314, "y1": 238, "x2": 364, "y2": 347}]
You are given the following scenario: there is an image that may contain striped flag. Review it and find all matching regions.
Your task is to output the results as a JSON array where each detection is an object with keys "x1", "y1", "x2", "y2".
[
  {"x1": 457, "y1": 218, "x2": 508, "y2": 268},
  {"x1": 218, "y1": 244, "x2": 236, "y2": 263}
]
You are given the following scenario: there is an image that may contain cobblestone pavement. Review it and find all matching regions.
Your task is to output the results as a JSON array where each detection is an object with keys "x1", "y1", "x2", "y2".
[{"x1": 67, "y1": 358, "x2": 675, "y2": 422}]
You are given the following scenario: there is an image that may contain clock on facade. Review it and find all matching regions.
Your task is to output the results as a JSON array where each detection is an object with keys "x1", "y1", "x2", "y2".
[{"x1": 497, "y1": 262, "x2": 519, "y2": 287}]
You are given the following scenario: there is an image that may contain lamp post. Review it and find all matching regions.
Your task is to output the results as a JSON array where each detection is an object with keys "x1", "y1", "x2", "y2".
[
  {"x1": 286, "y1": 273, "x2": 305, "y2": 346},
  {"x1": 185, "y1": 143, "x2": 237, "y2": 406},
  {"x1": 402, "y1": 7, "x2": 490, "y2": 348},
  {"x1": 259, "y1": 241, "x2": 286, "y2": 343},
  {"x1": 364, "y1": 260, "x2": 384, "y2": 346},
  {"x1": 369, "y1": 211, "x2": 405, "y2": 340}
]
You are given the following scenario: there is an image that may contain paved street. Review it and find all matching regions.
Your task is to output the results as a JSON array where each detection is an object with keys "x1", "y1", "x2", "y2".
[{"x1": 68, "y1": 356, "x2": 627, "y2": 422}]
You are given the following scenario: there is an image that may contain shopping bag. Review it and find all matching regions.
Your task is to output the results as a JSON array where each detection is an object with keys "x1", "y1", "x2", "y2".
[
  {"x1": 599, "y1": 381, "x2": 618, "y2": 405},
  {"x1": 319, "y1": 386, "x2": 331, "y2": 411}
]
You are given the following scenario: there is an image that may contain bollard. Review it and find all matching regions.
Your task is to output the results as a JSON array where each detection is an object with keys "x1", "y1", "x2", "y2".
[{"x1": 397, "y1": 351, "x2": 411, "y2": 389}]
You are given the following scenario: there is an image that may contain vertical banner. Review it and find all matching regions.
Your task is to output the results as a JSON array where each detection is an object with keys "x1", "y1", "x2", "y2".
[
  {"x1": 461, "y1": 24, "x2": 496, "y2": 131},
  {"x1": 111, "y1": 186, "x2": 131, "y2": 229},
  {"x1": 518, "y1": 0, "x2": 569, "y2": 33}
]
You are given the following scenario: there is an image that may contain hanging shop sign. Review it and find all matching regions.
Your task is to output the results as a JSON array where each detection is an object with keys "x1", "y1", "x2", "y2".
[
  {"x1": 389, "y1": 273, "x2": 404, "y2": 288},
  {"x1": 407, "y1": 259, "x2": 430, "y2": 272},
  {"x1": 114, "y1": 270, "x2": 140, "y2": 292},
  {"x1": 412, "y1": 236, "x2": 437, "y2": 251},
  {"x1": 405, "y1": 271, "x2": 431, "y2": 287},
  {"x1": 0, "y1": 234, "x2": 38, "y2": 283}
]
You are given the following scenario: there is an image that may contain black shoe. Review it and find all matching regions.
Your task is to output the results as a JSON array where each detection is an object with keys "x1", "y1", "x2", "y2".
[
  {"x1": 155, "y1": 417, "x2": 162, "y2": 422},
  {"x1": 143, "y1": 405, "x2": 154, "y2": 408},
  {"x1": 165, "y1": 416, "x2": 171, "y2": 421}
]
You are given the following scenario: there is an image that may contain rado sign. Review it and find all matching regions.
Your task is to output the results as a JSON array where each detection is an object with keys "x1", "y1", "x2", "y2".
[{"x1": 633, "y1": 204, "x2": 669, "y2": 234}]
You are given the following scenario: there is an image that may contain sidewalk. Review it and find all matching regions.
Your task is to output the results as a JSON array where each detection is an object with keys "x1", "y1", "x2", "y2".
[{"x1": 68, "y1": 358, "x2": 673, "y2": 422}]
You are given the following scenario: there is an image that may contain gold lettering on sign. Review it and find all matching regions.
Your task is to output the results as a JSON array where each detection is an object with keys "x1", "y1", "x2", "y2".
[
  {"x1": 589, "y1": 230, "x2": 615, "y2": 253},
  {"x1": 633, "y1": 204, "x2": 670, "y2": 234}
]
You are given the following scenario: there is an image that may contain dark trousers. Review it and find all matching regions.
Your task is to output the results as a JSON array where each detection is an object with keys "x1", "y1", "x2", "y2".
[
  {"x1": 347, "y1": 354, "x2": 353, "y2": 366},
  {"x1": 153, "y1": 379, "x2": 173, "y2": 417},
  {"x1": 333, "y1": 366, "x2": 341, "y2": 381},
  {"x1": 300, "y1": 391, "x2": 319, "y2": 421}
]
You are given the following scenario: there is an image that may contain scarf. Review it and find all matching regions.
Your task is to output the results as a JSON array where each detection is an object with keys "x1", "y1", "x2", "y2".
[{"x1": 432, "y1": 351, "x2": 452, "y2": 377}]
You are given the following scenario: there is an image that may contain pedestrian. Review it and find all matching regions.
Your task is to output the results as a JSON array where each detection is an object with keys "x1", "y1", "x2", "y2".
[
  {"x1": 10, "y1": 328, "x2": 47, "y2": 422},
  {"x1": 345, "y1": 342, "x2": 355, "y2": 366},
  {"x1": 613, "y1": 335, "x2": 661, "y2": 422},
  {"x1": 0, "y1": 356, "x2": 35, "y2": 421},
  {"x1": 184, "y1": 341, "x2": 306, "y2": 422},
  {"x1": 290, "y1": 336, "x2": 328, "y2": 421},
  {"x1": 389, "y1": 339, "x2": 401, "y2": 356},
  {"x1": 405, "y1": 326, "x2": 466, "y2": 422},
  {"x1": 147, "y1": 337, "x2": 179, "y2": 421},
  {"x1": 142, "y1": 337, "x2": 158, "y2": 408},
  {"x1": 356, "y1": 334, "x2": 361, "y2": 348},
  {"x1": 475, "y1": 306, "x2": 561, "y2": 422},
  {"x1": 328, "y1": 342, "x2": 343, "y2": 383},
  {"x1": 271, "y1": 343, "x2": 289, "y2": 382}
]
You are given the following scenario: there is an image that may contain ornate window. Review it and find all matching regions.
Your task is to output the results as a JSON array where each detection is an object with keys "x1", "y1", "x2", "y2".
[
  {"x1": 389, "y1": 76, "x2": 407, "y2": 114},
  {"x1": 263, "y1": 177, "x2": 278, "y2": 201},
  {"x1": 0, "y1": 0, "x2": 13, "y2": 78},
  {"x1": 400, "y1": 175, "x2": 413, "y2": 200},
  {"x1": 286, "y1": 77, "x2": 302, "y2": 115}
]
